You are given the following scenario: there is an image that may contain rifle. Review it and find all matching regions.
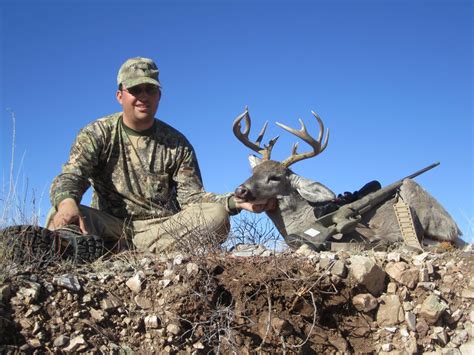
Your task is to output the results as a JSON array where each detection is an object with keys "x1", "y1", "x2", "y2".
[{"x1": 297, "y1": 162, "x2": 440, "y2": 246}]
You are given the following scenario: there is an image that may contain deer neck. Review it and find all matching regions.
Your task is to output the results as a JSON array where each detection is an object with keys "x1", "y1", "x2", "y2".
[{"x1": 266, "y1": 191, "x2": 316, "y2": 238}]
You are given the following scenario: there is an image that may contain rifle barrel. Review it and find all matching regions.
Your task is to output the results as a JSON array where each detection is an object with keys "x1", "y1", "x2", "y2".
[{"x1": 404, "y1": 162, "x2": 440, "y2": 180}]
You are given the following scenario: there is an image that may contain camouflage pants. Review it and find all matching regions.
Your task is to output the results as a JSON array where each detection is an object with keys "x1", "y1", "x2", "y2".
[{"x1": 46, "y1": 203, "x2": 230, "y2": 254}]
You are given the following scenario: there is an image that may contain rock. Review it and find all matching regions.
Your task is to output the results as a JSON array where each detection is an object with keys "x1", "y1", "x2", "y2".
[
  {"x1": 432, "y1": 326, "x2": 449, "y2": 345},
  {"x1": 186, "y1": 262, "x2": 199, "y2": 276},
  {"x1": 377, "y1": 294, "x2": 404, "y2": 326},
  {"x1": 296, "y1": 244, "x2": 318, "y2": 258},
  {"x1": 140, "y1": 257, "x2": 154, "y2": 267},
  {"x1": 82, "y1": 294, "x2": 92, "y2": 304},
  {"x1": 25, "y1": 304, "x2": 41, "y2": 317},
  {"x1": 412, "y1": 252, "x2": 429, "y2": 265},
  {"x1": 0, "y1": 284, "x2": 12, "y2": 303},
  {"x1": 193, "y1": 342, "x2": 205, "y2": 349},
  {"x1": 63, "y1": 335, "x2": 87, "y2": 352},
  {"x1": 418, "y1": 282, "x2": 436, "y2": 290},
  {"x1": 126, "y1": 272, "x2": 145, "y2": 293},
  {"x1": 134, "y1": 294, "x2": 153, "y2": 310},
  {"x1": 100, "y1": 294, "x2": 122, "y2": 311},
  {"x1": 270, "y1": 317, "x2": 293, "y2": 336},
  {"x1": 426, "y1": 261, "x2": 434, "y2": 274},
  {"x1": 330, "y1": 260, "x2": 347, "y2": 278},
  {"x1": 420, "y1": 267, "x2": 429, "y2": 282},
  {"x1": 385, "y1": 262, "x2": 419, "y2": 289},
  {"x1": 90, "y1": 308, "x2": 105, "y2": 322},
  {"x1": 328, "y1": 336, "x2": 350, "y2": 353},
  {"x1": 167, "y1": 323, "x2": 181, "y2": 335},
  {"x1": 419, "y1": 294, "x2": 448, "y2": 324},
  {"x1": 448, "y1": 309, "x2": 463, "y2": 324},
  {"x1": 18, "y1": 281, "x2": 42, "y2": 303},
  {"x1": 159, "y1": 279, "x2": 172, "y2": 288},
  {"x1": 405, "y1": 337, "x2": 418, "y2": 354},
  {"x1": 461, "y1": 289, "x2": 474, "y2": 299},
  {"x1": 405, "y1": 311, "x2": 416, "y2": 331},
  {"x1": 144, "y1": 315, "x2": 160, "y2": 329},
  {"x1": 349, "y1": 256, "x2": 386, "y2": 296},
  {"x1": 387, "y1": 252, "x2": 401, "y2": 262},
  {"x1": 173, "y1": 254, "x2": 184, "y2": 265},
  {"x1": 381, "y1": 343, "x2": 393, "y2": 352},
  {"x1": 319, "y1": 257, "x2": 332, "y2": 269},
  {"x1": 163, "y1": 269, "x2": 175, "y2": 279},
  {"x1": 450, "y1": 329, "x2": 468, "y2": 347},
  {"x1": 416, "y1": 317, "x2": 430, "y2": 337},
  {"x1": 32, "y1": 321, "x2": 42, "y2": 335},
  {"x1": 399, "y1": 327, "x2": 409, "y2": 337},
  {"x1": 460, "y1": 341, "x2": 474, "y2": 355},
  {"x1": 53, "y1": 335, "x2": 70, "y2": 347},
  {"x1": 352, "y1": 293, "x2": 378, "y2": 312},
  {"x1": 231, "y1": 244, "x2": 273, "y2": 257},
  {"x1": 53, "y1": 274, "x2": 81, "y2": 292},
  {"x1": 387, "y1": 282, "x2": 397, "y2": 294},
  {"x1": 28, "y1": 338, "x2": 42, "y2": 348}
]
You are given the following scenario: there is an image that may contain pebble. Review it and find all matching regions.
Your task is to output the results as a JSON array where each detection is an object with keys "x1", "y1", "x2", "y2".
[
  {"x1": 167, "y1": 323, "x2": 181, "y2": 335},
  {"x1": 53, "y1": 335, "x2": 70, "y2": 347},
  {"x1": 419, "y1": 294, "x2": 447, "y2": 324},
  {"x1": 144, "y1": 315, "x2": 160, "y2": 329},
  {"x1": 186, "y1": 262, "x2": 199, "y2": 275},
  {"x1": 53, "y1": 275, "x2": 81, "y2": 292},
  {"x1": 349, "y1": 256, "x2": 386, "y2": 296},
  {"x1": 126, "y1": 272, "x2": 145, "y2": 293}
]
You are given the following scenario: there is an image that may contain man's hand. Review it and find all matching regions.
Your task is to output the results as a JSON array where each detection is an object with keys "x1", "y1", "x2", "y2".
[
  {"x1": 235, "y1": 198, "x2": 278, "y2": 213},
  {"x1": 50, "y1": 198, "x2": 88, "y2": 234}
]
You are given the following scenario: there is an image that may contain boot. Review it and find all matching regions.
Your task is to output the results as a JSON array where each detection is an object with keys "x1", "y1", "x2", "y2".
[{"x1": 0, "y1": 224, "x2": 104, "y2": 264}]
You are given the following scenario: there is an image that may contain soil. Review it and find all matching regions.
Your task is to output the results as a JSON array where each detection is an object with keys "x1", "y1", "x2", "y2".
[{"x1": 0, "y1": 245, "x2": 473, "y2": 354}]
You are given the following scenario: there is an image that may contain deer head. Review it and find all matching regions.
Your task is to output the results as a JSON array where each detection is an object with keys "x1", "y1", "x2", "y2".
[{"x1": 233, "y1": 107, "x2": 335, "y2": 207}]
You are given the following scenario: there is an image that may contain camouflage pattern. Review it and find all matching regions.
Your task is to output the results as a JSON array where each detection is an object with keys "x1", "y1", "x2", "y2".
[
  {"x1": 50, "y1": 113, "x2": 236, "y2": 221},
  {"x1": 117, "y1": 57, "x2": 162, "y2": 89}
]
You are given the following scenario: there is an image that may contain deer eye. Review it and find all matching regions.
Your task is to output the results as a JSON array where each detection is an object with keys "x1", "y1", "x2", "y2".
[{"x1": 268, "y1": 175, "x2": 281, "y2": 182}]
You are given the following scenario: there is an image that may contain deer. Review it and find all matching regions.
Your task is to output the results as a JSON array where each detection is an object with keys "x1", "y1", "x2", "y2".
[{"x1": 232, "y1": 107, "x2": 462, "y2": 250}]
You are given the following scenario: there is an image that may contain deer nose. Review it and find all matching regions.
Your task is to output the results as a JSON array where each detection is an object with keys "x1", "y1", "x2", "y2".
[{"x1": 234, "y1": 185, "x2": 249, "y2": 199}]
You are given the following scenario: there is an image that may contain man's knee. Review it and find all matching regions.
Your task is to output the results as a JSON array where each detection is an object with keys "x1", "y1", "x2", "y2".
[{"x1": 198, "y1": 203, "x2": 230, "y2": 233}]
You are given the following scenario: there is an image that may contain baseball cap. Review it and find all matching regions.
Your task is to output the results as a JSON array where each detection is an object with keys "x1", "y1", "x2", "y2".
[{"x1": 117, "y1": 57, "x2": 162, "y2": 89}]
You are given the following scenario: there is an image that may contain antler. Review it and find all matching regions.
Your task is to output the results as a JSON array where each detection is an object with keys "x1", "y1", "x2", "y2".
[
  {"x1": 276, "y1": 110, "x2": 329, "y2": 167},
  {"x1": 233, "y1": 107, "x2": 279, "y2": 161}
]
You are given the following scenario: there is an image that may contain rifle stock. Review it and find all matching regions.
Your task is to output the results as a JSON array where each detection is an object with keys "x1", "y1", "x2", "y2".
[{"x1": 309, "y1": 162, "x2": 440, "y2": 242}]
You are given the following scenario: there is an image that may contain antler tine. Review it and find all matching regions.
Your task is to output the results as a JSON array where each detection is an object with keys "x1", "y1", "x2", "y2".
[
  {"x1": 255, "y1": 121, "x2": 269, "y2": 147},
  {"x1": 232, "y1": 107, "x2": 279, "y2": 161},
  {"x1": 311, "y1": 110, "x2": 329, "y2": 151},
  {"x1": 276, "y1": 110, "x2": 330, "y2": 167}
]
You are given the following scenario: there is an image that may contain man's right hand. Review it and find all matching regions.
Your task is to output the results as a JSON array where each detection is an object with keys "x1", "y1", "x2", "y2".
[{"x1": 50, "y1": 198, "x2": 88, "y2": 234}]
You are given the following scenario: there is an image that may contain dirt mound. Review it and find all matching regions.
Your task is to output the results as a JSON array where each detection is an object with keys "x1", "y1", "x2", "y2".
[{"x1": 0, "y1": 245, "x2": 473, "y2": 353}]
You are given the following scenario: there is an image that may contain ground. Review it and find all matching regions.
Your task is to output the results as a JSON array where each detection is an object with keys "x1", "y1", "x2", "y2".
[{"x1": 0, "y1": 241, "x2": 473, "y2": 354}]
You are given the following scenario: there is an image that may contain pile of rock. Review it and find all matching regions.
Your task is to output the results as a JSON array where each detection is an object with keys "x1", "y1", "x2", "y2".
[
  {"x1": 295, "y1": 245, "x2": 474, "y2": 354},
  {"x1": 0, "y1": 245, "x2": 472, "y2": 353}
]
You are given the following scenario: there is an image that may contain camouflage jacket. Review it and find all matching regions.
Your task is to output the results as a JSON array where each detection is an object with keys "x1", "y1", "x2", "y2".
[{"x1": 50, "y1": 113, "x2": 238, "y2": 220}]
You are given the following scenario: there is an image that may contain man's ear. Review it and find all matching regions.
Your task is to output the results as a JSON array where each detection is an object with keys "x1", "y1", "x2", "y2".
[
  {"x1": 288, "y1": 173, "x2": 336, "y2": 202},
  {"x1": 248, "y1": 155, "x2": 262, "y2": 169},
  {"x1": 116, "y1": 90, "x2": 123, "y2": 105}
]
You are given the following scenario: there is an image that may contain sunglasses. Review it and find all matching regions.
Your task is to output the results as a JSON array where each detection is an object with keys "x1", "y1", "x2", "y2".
[{"x1": 124, "y1": 85, "x2": 159, "y2": 96}]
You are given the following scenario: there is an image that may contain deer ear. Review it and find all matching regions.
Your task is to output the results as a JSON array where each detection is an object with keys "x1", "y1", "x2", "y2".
[
  {"x1": 289, "y1": 173, "x2": 336, "y2": 202},
  {"x1": 248, "y1": 155, "x2": 262, "y2": 168}
]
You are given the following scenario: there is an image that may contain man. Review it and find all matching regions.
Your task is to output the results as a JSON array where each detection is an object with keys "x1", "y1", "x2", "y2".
[{"x1": 47, "y1": 57, "x2": 273, "y2": 254}]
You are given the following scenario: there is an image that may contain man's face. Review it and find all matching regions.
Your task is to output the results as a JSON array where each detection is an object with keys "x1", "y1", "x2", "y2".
[{"x1": 116, "y1": 84, "x2": 161, "y2": 128}]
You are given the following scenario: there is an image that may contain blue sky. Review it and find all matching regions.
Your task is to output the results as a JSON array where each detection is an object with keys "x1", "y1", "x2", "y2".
[{"x1": 1, "y1": 0, "x2": 472, "y2": 242}]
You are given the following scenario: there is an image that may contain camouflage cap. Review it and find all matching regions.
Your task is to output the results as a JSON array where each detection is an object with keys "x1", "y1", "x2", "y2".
[{"x1": 117, "y1": 57, "x2": 161, "y2": 89}]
